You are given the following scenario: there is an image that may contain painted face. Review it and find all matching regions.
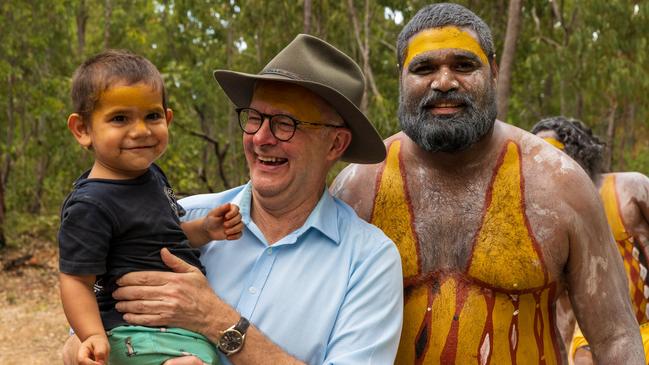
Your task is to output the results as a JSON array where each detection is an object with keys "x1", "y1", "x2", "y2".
[
  {"x1": 535, "y1": 130, "x2": 565, "y2": 150},
  {"x1": 244, "y1": 82, "x2": 342, "y2": 201},
  {"x1": 398, "y1": 26, "x2": 497, "y2": 152},
  {"x1": 85, "y1": 82, "x2": 171, "y2": 179}
]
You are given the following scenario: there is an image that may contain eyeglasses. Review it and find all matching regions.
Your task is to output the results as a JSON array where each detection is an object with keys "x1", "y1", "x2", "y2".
[{"x1": 236, "y1": 107, "x2": 344, "y2": 142}]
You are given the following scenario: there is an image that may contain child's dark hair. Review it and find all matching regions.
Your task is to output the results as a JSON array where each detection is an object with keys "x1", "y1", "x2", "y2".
[{"x1": 71, "y1": 49, "x2": 167, "y2": 122}]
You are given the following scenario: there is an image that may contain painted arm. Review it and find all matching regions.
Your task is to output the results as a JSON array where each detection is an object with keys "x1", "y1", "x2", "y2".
[
  {"x1": 628, "y1": 172, "x2": 649, "y2": 227},
  {"x1": 565, "y1": 174, "x2": 644, "y2": 364}
]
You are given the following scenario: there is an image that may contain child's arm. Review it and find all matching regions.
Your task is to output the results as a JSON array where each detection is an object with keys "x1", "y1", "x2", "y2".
[
  {"x1": 181, "y1": 203, "x2": 243, "y2": 247},
  {"x1": 59, "y1": 273, "x2": 109, "y2": 365}
]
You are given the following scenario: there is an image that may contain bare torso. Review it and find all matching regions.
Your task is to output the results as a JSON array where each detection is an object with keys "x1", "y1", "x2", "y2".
[{"x1": 332, "y1": 122, "x2": 634, "y2": 364}]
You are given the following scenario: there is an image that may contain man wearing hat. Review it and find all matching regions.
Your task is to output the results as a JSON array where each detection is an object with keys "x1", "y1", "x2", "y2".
[{"x1": 62, "y1": 34, "x2": 403, "y2": 365}]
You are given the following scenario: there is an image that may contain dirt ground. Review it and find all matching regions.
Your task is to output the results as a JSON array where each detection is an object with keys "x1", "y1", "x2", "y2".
[{"x1": 0, "y1": 238, "x2": 69, "y2": 364}]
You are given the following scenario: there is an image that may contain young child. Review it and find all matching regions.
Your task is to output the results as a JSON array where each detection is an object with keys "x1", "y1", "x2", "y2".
[{"x1": 58, "y1": 49, "x2": 241, "y2": 365}]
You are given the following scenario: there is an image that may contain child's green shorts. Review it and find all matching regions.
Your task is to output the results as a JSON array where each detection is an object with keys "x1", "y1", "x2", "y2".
[{"x1": 107, "y1": 325, "x2": 220, "y2": 365}]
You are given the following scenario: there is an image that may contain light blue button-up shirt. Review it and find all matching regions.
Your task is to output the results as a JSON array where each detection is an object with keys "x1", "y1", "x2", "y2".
[{"x1": 179, "y1": 182, "x2": 403, "y2": 365}]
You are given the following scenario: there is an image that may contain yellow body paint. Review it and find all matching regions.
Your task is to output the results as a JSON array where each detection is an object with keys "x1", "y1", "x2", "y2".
[
  {"x1": 371, "y1": 140, "x2": 420, "y2": 278},
  {"x1": 404, "y1": 26, "x2": 489, "y2": 68},
  {"x1": 542, "y1": 137, "x2": 565, "y2": 150},
  {"x1": 253, "y1": 82, "x2": 330, "y2": 124},
  {"x1": 373, "y1": 140, "x2": 560, "y2": 364},
  {"x1": 95, "y1": 83, "x2": 164, "y2": 114},
  {"x1": 599, "y1": 175, "x2": 649, "y2": 322},
  {"x1": 468, "y1": 142, "x2": 547, "y2": 289}
]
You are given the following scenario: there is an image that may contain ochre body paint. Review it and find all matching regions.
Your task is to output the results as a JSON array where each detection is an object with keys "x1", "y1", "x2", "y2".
[
  {"x1": 94, "y1": 83, "x2": 163, "y2": 115},
  {"x1": 404, "y1": 26, "x2": 489, "y2": 68},
  {"x1": 253, "y1": 82, "x2": 329, "y2": 124},
  {"x1": 571, "y1": 174, "x2": 649, "y2": 359},
  {"x1": 542, "y1": 137, "x2": 565, "y2": 151},
  {"x1": 372, "y1": 140, "x2": 560, "y2": 365}
]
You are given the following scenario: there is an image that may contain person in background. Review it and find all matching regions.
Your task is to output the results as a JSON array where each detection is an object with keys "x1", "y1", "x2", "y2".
[{"x1": 533, "y1": 116, "x2": 649, "y2": 364}]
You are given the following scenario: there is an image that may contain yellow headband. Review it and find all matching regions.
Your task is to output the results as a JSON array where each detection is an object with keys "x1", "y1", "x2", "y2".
[
  {"x1": 543, "y1": 137, "x2": 565, "y2": 150},
  {"x1": 404, "y1": 26, "x2": 489, "y2": 68}
]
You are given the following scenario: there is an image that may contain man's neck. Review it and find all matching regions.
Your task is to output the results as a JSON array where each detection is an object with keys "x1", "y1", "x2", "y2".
[{"x1": 250, "y1": 185, "x2": 324, "y2": 245}]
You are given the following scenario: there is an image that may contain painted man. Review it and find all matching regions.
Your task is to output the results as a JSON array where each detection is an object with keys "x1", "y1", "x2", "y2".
[
  {"x1": 332, "y1": 3, "x2": 643, "y2": 364},
  {"x1": 533, "y1": 116, "x2": 649, "y2": 364}
]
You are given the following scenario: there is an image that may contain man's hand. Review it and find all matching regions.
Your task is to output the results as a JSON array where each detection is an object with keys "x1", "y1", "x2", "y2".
[
  {"x1": 204, "y1": 203, "x2": 243, "y2": 241},
  {"x1": 77, "y1": 333, "x2": 109, "y2": 365},
  {"x1": 113, "y1": 248, "x2": 237, "y2": 338}
]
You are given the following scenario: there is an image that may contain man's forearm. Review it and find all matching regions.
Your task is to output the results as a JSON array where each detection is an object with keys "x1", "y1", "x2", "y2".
[
  {"x1": 591, "y1": 331, "x2": 644, "y2": 364},
  {"x1": 227, "y1": 325, "x2": 305, "y2": 365}
]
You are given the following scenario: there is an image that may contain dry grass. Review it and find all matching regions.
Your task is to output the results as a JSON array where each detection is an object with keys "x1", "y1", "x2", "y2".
[{"x1": 0, "y1": 238, "x2": 69, "y2": 365}]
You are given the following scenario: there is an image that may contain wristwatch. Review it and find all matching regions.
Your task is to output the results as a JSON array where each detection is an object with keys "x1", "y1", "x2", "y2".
[{"x1": 217, "y1": 316, "x2": 250, "y2": 356}]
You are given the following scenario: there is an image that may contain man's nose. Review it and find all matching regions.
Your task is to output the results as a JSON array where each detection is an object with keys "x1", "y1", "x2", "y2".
[
  {"x1": 252, "y1": 117, "x2": 278, "y2": 145},
  {"x1": 431, "y1": 68, "x2": 459, "y2": 92}
]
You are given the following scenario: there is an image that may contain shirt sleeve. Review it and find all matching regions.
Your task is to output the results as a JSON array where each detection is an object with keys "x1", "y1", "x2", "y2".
[
  {"x1": 322, "y1": 239, "x2": 404, "y2": 365},
  {"x1": 58, "y1": 199, "x2": 114, "y2": 275}
]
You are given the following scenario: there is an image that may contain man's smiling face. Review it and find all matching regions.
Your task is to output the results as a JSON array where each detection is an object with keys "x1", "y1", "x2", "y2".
[
  {"x1": 243, "y1": 81, "x2": 344, "y2": 201},
  {"x1": 398, "y1": 26, "x2": 498, "y2": 153}
]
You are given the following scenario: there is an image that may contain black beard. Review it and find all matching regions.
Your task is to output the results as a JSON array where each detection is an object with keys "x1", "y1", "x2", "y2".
[{"x1": 398, "y1": 88, "x2": 497, "y2": 153}]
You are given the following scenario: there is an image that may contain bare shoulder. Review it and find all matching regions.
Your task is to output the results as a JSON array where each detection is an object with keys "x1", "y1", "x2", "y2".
[
  {"x1": 608, "y1": 172, "x2": 649, "y2": 209},
  {"x1": 610, "y1": 171, "x2": 649, "y2": 188},
  {"x1": 503, "y1": 124, "x2": 601, "y2": 216}
]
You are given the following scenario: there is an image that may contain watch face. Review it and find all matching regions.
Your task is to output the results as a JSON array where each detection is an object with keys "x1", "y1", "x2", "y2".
[{"x1": 219, "y1": 330, "x2": 243, "y2": 352}]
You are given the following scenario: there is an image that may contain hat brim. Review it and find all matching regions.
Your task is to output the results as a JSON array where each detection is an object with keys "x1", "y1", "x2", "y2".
[{"x1": 214, "y1": 70, "x2": 386, "y2": 164}]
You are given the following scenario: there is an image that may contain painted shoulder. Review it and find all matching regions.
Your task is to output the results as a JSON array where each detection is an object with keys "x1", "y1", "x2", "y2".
[{"x1": 331, "y1": 132, "x2": 406, "y2": 220}]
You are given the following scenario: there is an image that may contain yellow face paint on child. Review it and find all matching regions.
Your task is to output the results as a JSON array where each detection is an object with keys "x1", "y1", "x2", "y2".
[
  {"x1": 543, "y1": 137, "x2": 565, "y2": 150},
  {"x1": 253, "y1": 82, "x2": 332, "y2": 123},
  {"x1": 404, "y1": 26, "x2": 489, "y2": 68},
  {"x1": 95, "y1": 83, "x2": 164, "y2": 115}
]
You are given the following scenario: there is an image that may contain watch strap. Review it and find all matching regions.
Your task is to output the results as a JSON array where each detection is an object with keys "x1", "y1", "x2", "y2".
[{"x1": 233, "y1": 316, "x2": 250, "y2": 335}]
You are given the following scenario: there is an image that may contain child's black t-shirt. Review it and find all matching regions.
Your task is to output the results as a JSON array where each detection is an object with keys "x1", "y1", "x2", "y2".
[{"x1": 58, "y1": 164, "x2": 204, "y2": 330}]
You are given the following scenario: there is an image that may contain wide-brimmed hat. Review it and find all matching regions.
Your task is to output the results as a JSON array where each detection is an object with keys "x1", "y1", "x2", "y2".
[{"x1": 213, "y1": 34, "x2": 385, "y2": 164}]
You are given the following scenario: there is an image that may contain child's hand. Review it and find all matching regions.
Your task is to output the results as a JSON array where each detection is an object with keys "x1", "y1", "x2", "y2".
[
  {"x1": 78, "y1": 333, "x2": 109, "y2": 365},
  {"x1": 203, "y1": 203, "x2": 243, "y2": 241}
]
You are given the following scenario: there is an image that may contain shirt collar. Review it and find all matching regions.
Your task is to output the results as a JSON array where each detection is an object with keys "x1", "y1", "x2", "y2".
[{"x1": 235, "y1": 182, "x2": 340, "y2": 246}]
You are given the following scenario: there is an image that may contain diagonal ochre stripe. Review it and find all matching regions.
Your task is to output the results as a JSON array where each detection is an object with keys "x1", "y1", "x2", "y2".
[{"x1": 371, "y1": 140, "x2": 420, "y2": 279}]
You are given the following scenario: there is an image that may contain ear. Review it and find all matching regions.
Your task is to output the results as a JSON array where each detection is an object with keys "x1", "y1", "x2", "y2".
[
  {"x1": 165, "y1": 108, "x2": 174, "y2": 126},
  {"x1": 327, "y1": 128, "x2": 352, "y2": 161},
  {"x1": 490, "y1": 58, "x2": 499, "y2": 84},
  {"x1": 67, "y1": 113, "x2": 93, "y2": 149}
]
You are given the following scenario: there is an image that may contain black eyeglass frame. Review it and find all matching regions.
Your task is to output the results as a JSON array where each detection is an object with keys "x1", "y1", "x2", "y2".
[{"x1": 236, "y1": 107, "x2": 345, "y2": 142}]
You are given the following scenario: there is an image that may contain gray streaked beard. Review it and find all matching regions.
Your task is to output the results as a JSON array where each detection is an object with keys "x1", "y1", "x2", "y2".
[{"x1": 398, "y1": 88, "x2": 497, "y2": 153}]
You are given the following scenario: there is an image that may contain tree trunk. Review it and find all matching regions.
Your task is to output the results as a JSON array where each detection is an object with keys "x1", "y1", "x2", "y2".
[
  {"x1": 604, "y1": 98, "x2": 618, "y2": 172},
  {"x1": 303, "y1": 0, "x2": 312, "y2": 34},
  {"x1": 104, "y1": 0, "x2": 112, "y2": 49},
  {"x1": 76, "y1": 0, "x2": 88, "y2": 60},
  {"x1": 496, "y1": 0, "x2": 523, "y2": 122},
  {"x1": 345, "y1": 0, "x2": 382, "y2": 113},
  {"x1": 28, "y1": 116, "x2": 49, "y2": 214},
  {"x1": 1, "y1": 73, "x2": 16, "y2": 248}
]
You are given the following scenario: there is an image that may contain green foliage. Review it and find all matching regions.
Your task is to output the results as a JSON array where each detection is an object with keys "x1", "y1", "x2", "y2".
[{"x1": 1, "y1": 0, "x2": 648, "y2": 247}]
